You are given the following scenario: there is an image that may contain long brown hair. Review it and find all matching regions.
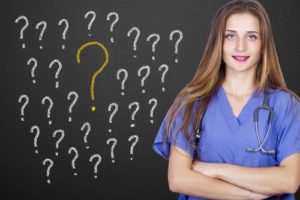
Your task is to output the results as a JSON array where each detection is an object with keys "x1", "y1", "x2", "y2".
[{"x1": 164, "y1": 0, "x2": 299, "y2": 152}]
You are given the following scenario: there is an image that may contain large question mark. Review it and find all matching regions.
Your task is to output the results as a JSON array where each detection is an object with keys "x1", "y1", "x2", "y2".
[
  {"x1": 76, "y1": 41, "x2": 109, "y2": 112},
  {"x1": 67, "y1": 91, "x2": 79, "y2": 122},
  {"x1": 15, "y1": 15, "x2": 29, "y2": 49},
  {"x1": 42, "y1": 158, "x2": 54, "y2": 184},
  {"x1": 107, "y1": 102, "x2": 118, "y2": 133},
  {"x1": 148, "y1": 98, "x2": 158, "y2": 124},
  {"x1": 30, "y1": 125, "x2": 40, "y2": 154},
  {"x1": 80, "y1": 122, "x2": 91, "y2": 149},
  {"x1": 58, "y1": 18, "x2": 69, "y2": 50},
  {"x1": 84, "y1": 11, "x2": 96, "y2": 37},
  {"x1": 158, "y1": 64, "x2": 169, "y2": 92},
  {"x1": 137, "y1": 65, "x2": 150, "y2": 94},
  {"x1": 68, "y1": 147, "x2": 79, "y2": 176},
  {"x1": 35, "y1": 21, "x2": 47, "y2": 50},
  {"x1": 169, "y1": 30, "x2": 183, "y2": 63},
  {"x1": 116, "y1": 68, "x2": 128, "y2": 96},
  {"x1": 128, "y1": 135, "x2": 139, "y2": 160},
  {"x1": 106, "y1": 138, "x2": 117, "y2": 163},
  {"x1": 27, "y1": 57, "x2": 38, "y2": 84},
  {"x1": 18, "y1": 94, "x2": 29, "y2": 122},
  {"x1": 106, "y1": 12, "x2": 119, "y2": 43},
  {"x1": 41, "y1": 96, "x2": 53, "y2": 125},
  {"x1": 127, "y1": 27, "x2": 140, "y2": 58},
  {"x1": 52, "y1": 129, "x2": 65, "y2": 156},
  {"x1": 49, "y1": 59, "x2": 62, "y2": 89},
  {"x1": 89, "y1": 154, "x2": 102, "y2": 179},
  {"x1": 128, "y1": 101, "x2": 140, "y2": 128},
  {"x1": 146, "y1": 33, "x2": 160, "y2": 61}
]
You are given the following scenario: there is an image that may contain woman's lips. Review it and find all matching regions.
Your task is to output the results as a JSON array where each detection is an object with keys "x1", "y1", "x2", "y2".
[{"x1": 232, "y1": 56, "x2": 249, "y2": 62}]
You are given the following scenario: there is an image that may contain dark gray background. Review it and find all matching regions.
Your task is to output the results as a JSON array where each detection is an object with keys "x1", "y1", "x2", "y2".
[{"x1": 1, "y1": 0, "x2": 299, "y2": 199}]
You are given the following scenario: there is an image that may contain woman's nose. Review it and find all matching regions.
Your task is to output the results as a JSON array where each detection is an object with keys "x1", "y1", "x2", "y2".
[{"x1": 235, "y1": 38, "x2": 247, "y2": 52}]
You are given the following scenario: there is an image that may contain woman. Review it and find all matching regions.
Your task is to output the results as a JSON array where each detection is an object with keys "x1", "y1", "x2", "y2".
[{"x1": 152, "y1": 0, "x2": 300, "y2": 199}]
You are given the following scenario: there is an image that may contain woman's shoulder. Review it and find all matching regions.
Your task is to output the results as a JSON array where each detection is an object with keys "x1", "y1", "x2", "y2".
[{"x1": 268, "y1": 87, "x2": 300, "y2": 112}]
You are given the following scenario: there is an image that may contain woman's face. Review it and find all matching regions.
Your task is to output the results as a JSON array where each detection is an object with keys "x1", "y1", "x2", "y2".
[{"x1": 222, "y1": 13, "x2": 261, "y2": 75}]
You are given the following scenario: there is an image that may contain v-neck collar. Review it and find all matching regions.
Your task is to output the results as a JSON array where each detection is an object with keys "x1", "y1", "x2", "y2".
[{"x1": 216, "y1": 85, "x2": 264, "y2": 132}]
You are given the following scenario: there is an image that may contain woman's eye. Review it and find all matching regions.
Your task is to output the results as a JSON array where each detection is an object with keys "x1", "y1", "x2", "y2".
[
  {"x1": 248, "y1": 35, "x2": 257, "y2": 41},
  {"x1": 225, "y1": 34, "x2": 235, "y2": 40}
]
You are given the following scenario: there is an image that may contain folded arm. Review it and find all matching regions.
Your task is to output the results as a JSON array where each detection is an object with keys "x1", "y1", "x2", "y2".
[
  {"x1": 168, "y1": 145, "x2": 271, "y2": 200},
  {"x1": 192, "y1": 153, "x2": 300, "y2": 196}
]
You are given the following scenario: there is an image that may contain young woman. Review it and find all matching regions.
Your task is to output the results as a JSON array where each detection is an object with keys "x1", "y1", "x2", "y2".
[{"x1": 152, "y1": 0, "x2": 300, "y2": 199}]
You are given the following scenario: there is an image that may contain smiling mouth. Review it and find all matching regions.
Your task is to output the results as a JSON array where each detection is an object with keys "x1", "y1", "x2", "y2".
[{"x1": 232, "y1": 56, "x2": 249, "y2": 62}]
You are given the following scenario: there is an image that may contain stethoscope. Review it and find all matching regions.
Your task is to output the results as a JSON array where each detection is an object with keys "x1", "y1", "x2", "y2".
[{"x1": 194, "y1": 90, "x2": 275, "y2": 160}]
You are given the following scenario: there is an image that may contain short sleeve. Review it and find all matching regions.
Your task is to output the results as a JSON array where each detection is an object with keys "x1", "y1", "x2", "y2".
[
  {"x1": 276, "y1": 94, "x2": 300, "y2": 164},
  {"x1": 152, "y1": 107, "x2": 195, "y2": 160}
]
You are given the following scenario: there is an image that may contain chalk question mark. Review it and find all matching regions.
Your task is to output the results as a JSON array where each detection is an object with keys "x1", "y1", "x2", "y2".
[
  {"x1": 35, "y1": 21, "x2": 47, "y2": 49},
  {"x1": 128, "y1": 135, "x2": 139, "y2": 160},
  {"x1": 106, "y1": 12, "x2": 119, "y2": 43},
  {"x1": 41, "y1": 96, "x2": 53, "y2": 125},
  {"x1": 116, "y1": 68, "x2": 128, "y2": 96},
  {"x1": 128, "y1": 101, "x2": 140, "y2": 128},
  {"x1": 18, "y1": 94, "x2": 29, "y2": 122},
  {"x1": 67, "y1": 91, "x2": 79, "y2": 122},
  {"x1": 80, "y1": 122, "x2": 91, "y2": 149},
  {"x1": 76, "y1": 41, "x2": 109, "y2": 112},
  {"x1": 148, "y1": 98, "x2": 158, "y2": 124},
  {"x1": 52, "y1": 129, "x2": 65, "y2": 156},
  {"x1": 30, "y1": 125, "x2": 40, "y2": 154},
  {"x1": 158, "y1": 64, "x2": 169, "y2": 92},
  {"x1": 26, "y1": 57, "x2": 38, "y2": 84},
  {"x1": 127, "y1": 27, "x2": 140, "y2": 58},
  {"x1": 169, "y1": 30, "x2": 183, "y2": 63},
  {"x1": 137, "y1": 65, "x2": 150, "y2": 94},
  {"x1": 68, "y1": 147, "x2": 79, "y2": 176},
  {"x1": 15, "y1": 15, "x2": 29, "y2": 49},
  {"x1": 58, "y1": 18, "x2": 69, "y2": 50},
  {"x1": 107, "y1": 102, "x2": 118, "y2": 133},
  {"x1": 84, "y1": 11, "x2": 96, "y2": 37},
  {"x1": 146, "y1": 33, "x2": 160, "y2": 61},
  {"x1": 106, "y1": 138, "x2": 117, "y2": 163},
  {"x1": 49, "y1": 59, "x2": 62, "y2": 89},
  {"x1": 89, "y1": 154, "x2": 102, "y2": 179},
  {"x1": 42, "y1": 158, "x2": 54, "y2": 184}
]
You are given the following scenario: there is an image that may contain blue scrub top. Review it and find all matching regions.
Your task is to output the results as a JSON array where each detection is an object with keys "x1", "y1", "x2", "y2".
[{"x1": 153, "y1": 86, "x2": 300, "y2": 200}]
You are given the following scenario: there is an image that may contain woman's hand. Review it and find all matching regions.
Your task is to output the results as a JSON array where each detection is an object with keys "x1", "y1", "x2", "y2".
[{"x1": 192, "y1": 160, "x2": 220, "y2": 178}]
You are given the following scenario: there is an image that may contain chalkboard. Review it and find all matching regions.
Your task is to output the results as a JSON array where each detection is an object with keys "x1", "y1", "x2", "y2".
[{"x1": 2, "y1": 0, "x2": 300, "y2": 199}]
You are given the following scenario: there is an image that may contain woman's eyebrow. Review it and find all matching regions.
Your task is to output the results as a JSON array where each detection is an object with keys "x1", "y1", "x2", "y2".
[{"x1": 225, "y1": 29, "x2": 260, "y2": 34}]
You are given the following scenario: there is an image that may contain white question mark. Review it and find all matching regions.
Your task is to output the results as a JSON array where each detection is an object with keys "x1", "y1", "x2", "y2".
[
  {"x1": 128, "y1": 101, "x2": 140, "y2": 128},
  {"x1": 106, "y1": 138, "x2": 117, "y2": 163},
  {"x1": 52, "y1": 129, "x2": 65, "y2": 156},
  {"x1": 107, "y1": 103, "x2": 118, "y2": 133},
  {"x1": 146, "y1": 33, "x2": 160, "y2": 61},
  {"x1": 137, "y1": 65, "x2": 150, "y2": 94},
  {"x1": 128, "y1": 135, "x2": 139, "y2": 160},
  {"x1": 27, "y1": 57, "x2": 38, "y2": 84},
  {"x1": 169, "y1": 30, "x2": 183, "y2": 63},
  {"x1": 81, "y1": 122, "x2": 91, "y2": 149},
  {"x1": 158, "y1": 64, "x2": 169, "y2": 92},
  {"x1": 68, "y1": 147, "x2": 79, "y2": 176},
  {"x1": 116, "y1": 68, "x2": 128, "y2": 96},
  {"x1": 148, "y1": 98, "x2": 158, "y2": 124},
  {"x1": 30, "y1": 125, "x2": 40, "y2": 154},
  {"x1": 35, "y1": 21, "x2": 47, "y2": 50},
  {"x1": 106, "y1": 11, "x2": 119, "y2": 43},
  {"x1": 15, "y1": 15, "x2": 29, "y2": 49},
  {"x1": 67, "y1": 91, "x2": 79, "y2": 122},
  {"x1": 41, "y1": 96, "x2": 53, "y2": 125},
  {"x1": 89, "y1": 154, "x2": 102, "y2": 179},
  {"x1": 84, "y1": 11, "x2": 96, "y2": 37},
  {"x1": 58, "y1": 18, "x2": 69, "y2": 50},
  {"x1": 42, "y1": 158, "x2": 54, "y2": 184},
  {"x1": 18, "y1": 94, "x2": 29, "y2": 122},
  {"x1": 49, "y1": 59, "x2": 62, "y2": 89},
  {"x1": 127, "y1": 27, "x2": 140, "y2": 58}
]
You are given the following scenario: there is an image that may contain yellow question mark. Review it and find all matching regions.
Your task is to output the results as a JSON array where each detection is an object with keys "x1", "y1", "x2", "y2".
[{"x1": 76, "y1": 41, "x2": 109, "y2": 111}]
